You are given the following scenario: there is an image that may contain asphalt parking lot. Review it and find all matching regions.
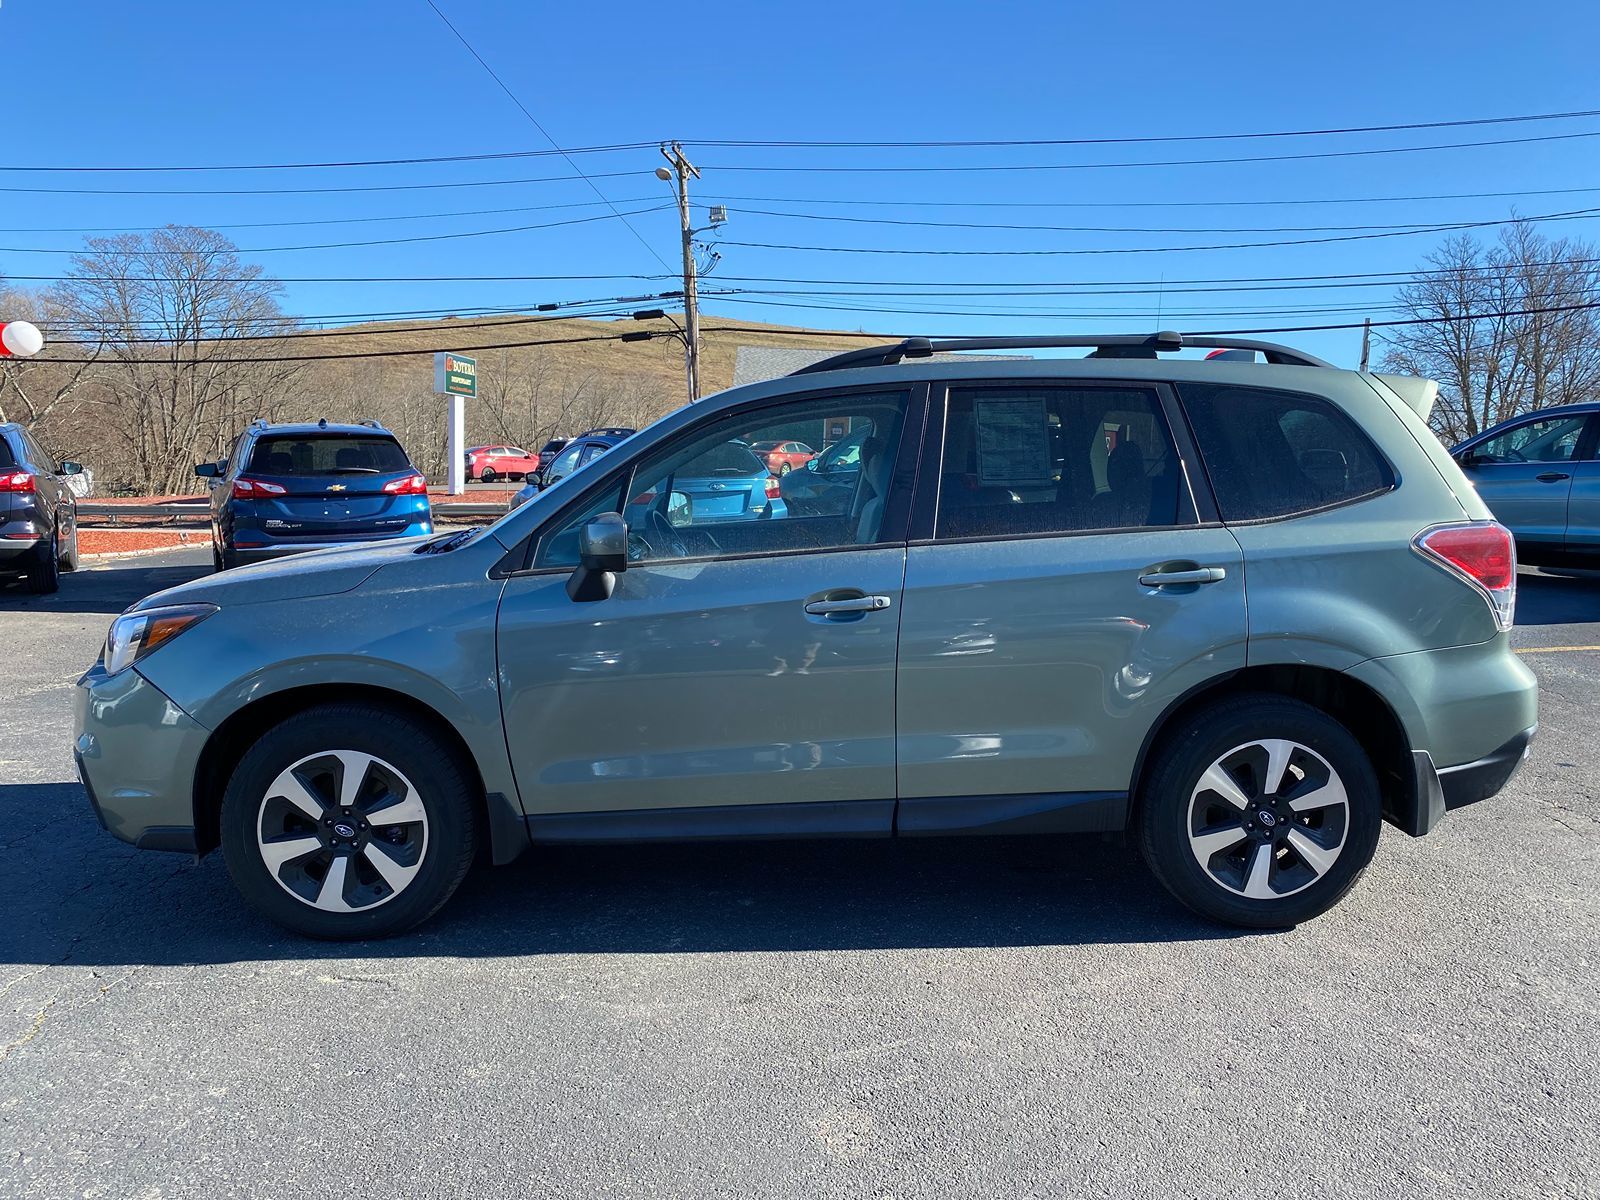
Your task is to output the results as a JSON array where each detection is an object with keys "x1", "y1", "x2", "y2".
[{"x1": 1, "y1": 548, "x2": 1597, "y2": 1199}]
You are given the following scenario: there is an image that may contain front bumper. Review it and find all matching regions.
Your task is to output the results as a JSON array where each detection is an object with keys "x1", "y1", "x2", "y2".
[
  {"x1": 73, "y1": 662, "x2": 209, "y2": 853},
  {"x1": 232, "y1": 526, "x2": 431, "y2": 565}
]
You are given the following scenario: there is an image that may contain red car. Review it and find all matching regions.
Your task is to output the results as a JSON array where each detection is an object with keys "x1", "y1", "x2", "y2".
[
  {"x1": 749, "y1": 439, "x2": 816, "y2": 476},
  {"x1": 464, "y1": 445, "x2": 541, "y2": 482}
]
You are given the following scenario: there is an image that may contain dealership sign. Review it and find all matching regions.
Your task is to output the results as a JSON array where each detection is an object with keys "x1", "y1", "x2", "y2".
[{"x1": 433, "y1": 352, "x2": 477, "y2": 398}]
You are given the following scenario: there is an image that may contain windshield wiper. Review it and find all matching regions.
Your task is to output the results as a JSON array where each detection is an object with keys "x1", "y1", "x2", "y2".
[{"x1": 417, "y1": 526, "x2": 481, "y2": 554}]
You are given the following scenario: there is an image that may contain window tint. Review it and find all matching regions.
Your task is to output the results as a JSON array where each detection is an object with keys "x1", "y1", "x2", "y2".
[
  {"x1": 1179, "y1": 383, "x2": 1393, "y2": 521},
  {"x1": 544, "y1": 443, "x2": 583, "y2": 480},
  {"x1": 935, "y1": 386, "x2": 1187, "y2": 540},
  {"x1": 0, "y1": 435, "x2": 16, "y2": 471},
  {"x1": 535, "y1": 391, "x2": 909, "y2": 568},
  {"x1": 1471, "y1": 414, "x2": 1589, "y2": 464},
  {"x1": 248, "y1": 435, "x2": 410, "y2": 475}
]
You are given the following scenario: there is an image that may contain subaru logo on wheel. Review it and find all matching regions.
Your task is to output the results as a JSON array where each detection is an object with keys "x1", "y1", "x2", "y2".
[
  {"x1": 1259, "y1": 810, "x2": 1278, "y2": 828},
  {"x1": 332, "y1": 822, "x2": 356, "y2": 839}
]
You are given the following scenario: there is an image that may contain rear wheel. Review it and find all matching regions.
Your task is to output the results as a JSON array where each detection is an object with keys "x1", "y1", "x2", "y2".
[
  {"x1": 24, "y1": 522, "x2": 60, "y2": 594},
  {"x1": 1138, "y1": 695, "x2": 1381, "y2": 928},
  {"x1": 220, "y1": 703, "x2": 480, "y2": 939},
  {"x1": 779, "y1": 462, "x2": 792, "y2": 476},
  {"x1": 480, "y1": 467, "x2": 497, "y2": 483}
]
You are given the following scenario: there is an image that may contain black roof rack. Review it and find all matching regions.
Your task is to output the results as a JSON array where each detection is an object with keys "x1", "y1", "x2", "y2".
[
  {"x1": 791, "y1": 332, "x2": 1334, "y2": 376},
  {"x1": 575, "y1": 426, "x2": 636, "y2": 439}
]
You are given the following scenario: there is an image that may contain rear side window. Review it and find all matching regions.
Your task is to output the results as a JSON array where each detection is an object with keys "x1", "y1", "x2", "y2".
[
  {"x1": 1178, "y1": 383, "x2": 1393, "y2": 522},
  {"x1": 935, "y1": 385, "x2": 1190, "y2": 540},
  {"x1": 0, "y1": 435, "x2": 16, "y2": 471},
  {"x1": 248, "y1": 435, "x2": 410, "y2": 475}
]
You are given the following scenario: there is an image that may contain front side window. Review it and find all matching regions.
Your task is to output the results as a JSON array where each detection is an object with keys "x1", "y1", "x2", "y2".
[
  {"x1": 1179, "y1": 383, "x2": 1393, "y2": 522},
  {"x1": 248, "y1": 435, "x2": 410, "y2": 475},
  {"x1": 1471, "y1": 415, "x2": 1590, "y2": 464},
  {"x1": 544, "y1": 443, "x2": 584, "y2": 481},
  {"x1": 535, "y1": 390, "x2": 909, "y2": 568},
  {"x1": 935, "y1": 385, "x2": 1188, "y2": 540}
]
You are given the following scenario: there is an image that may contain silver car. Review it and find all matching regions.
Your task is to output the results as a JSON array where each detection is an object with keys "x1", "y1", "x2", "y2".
[{"x1": 1453, "y1": 402, "x2": 1600, "y2": 566}]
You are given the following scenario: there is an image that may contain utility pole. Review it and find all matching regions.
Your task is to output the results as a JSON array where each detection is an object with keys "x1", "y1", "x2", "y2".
[
  {"x1": 1359, "y1": 317, "x2": 1372, "y2": 372},
  {"x1": 658, "y1": 143, "x2": 702, "y2": 402}
]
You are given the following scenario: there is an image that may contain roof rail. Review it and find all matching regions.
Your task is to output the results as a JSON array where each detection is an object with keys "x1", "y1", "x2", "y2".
[
  {"x1": 790, "y1": 332, "x2": 1335, "y2": 376},
  {"x1": 247, "y1": 417, "x2": 269, "y2": 432},
  {"x1": 575, "y1": 426, "x2": 636, "y2": 439},
  {"x1": 358, "y1": 419, "x2": 386, "y2": 430}
]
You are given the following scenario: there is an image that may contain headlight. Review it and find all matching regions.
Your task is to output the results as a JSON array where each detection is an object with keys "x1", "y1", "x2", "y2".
[{"x1": 104, "y1": 604, "x2": 218, "y2": 676}]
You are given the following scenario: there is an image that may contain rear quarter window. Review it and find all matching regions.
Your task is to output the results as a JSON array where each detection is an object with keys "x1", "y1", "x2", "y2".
[
  {"x1": 0, "y1": 435, "x2": 16, "y2": 470},
  {"x1": 1178, "y1": 383, "x2": 1394, "y2": 521}
]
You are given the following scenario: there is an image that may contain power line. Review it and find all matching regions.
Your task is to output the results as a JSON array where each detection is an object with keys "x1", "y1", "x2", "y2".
[
  {"x1": 0, "y1": 143, "x2": 661, "y2": 173},
  {"x1": 0, "y1": 169, "x2": 643, "y2": 197},
  {"x1": 721, "y1": 207, "x2": 1600, "y2": 257},
  {"x1": 23, "y1": 329, "x2": 646, "y2": 366},
  {"x1": 680, "y1": 108, "x2": 1600, "y2": 149},
  {"x1": 705, "y1": 185, "x2": 1600, "y2": 211},
  {"x1": 422, "y1": 0, "x2": 671, "y2": 272},
  {"x1": 0, "y1": 205, "x2": 673, "y2": 256},
  {"x1": 6, "y1": 106, "x2": 1597, "y2": 172},
  {"x1": 703, "y1": 129, "x2": 1600, "y2": 174}
]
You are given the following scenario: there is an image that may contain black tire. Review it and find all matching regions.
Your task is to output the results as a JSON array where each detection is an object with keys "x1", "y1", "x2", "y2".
[
  {"x1": 220, "y1": 703, "x2": 481, "y2": 940},
  {"x1": 779, "y1": 462, "x2": 792, "y2": 476},
  {"x1": 221, "y1": 542, "x2": 239, "y2": 571},
  {"x1": 480, "y1": 467, "x2": 496, "y2": 483},
  {"x1": 24, "y1": 523, "x2": 60, "y2": 594},
  {"x1": 212, "y1": 538, "x2": 224, "y2": 572},
  {"x1": 1137, "y1": 694, "x2": 1382, "y2": 929}
]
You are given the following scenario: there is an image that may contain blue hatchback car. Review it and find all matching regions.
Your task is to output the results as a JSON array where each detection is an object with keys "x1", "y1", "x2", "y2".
[{"x1": 196, "y1": 419, "x2": 432, "y2": 570}]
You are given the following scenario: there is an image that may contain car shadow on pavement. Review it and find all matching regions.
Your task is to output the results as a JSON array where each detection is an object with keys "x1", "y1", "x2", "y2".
[
  {"x1": 0, "y1": 560, "x2": 211, "y2": 614},
  {"x1": 0, "y1": 781, "x2": 1243, "y2": 968},
  {"x1": 1514, "y1": 568, "x2": 1600, "y2": 627}
]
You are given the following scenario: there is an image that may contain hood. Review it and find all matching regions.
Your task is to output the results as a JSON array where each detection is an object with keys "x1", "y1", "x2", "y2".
[{"x1": 133, "y1": 536, "x2": 432, "y2": 611}]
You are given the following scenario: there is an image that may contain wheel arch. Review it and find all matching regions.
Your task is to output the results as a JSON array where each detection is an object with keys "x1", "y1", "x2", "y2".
[
  {"x1": 191, "y1": 683, "x2": 527, "y2": 864},
  {"x1": 1128, "y1": 664, "x2": 1417, "y2": 834}
]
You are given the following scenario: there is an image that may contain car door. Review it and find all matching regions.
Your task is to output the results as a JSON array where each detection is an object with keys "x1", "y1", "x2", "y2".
[
  {"x1": 895, "y1": 379, "x2": 1247, "y2": 833},
  {"x1": 496, "y1": 386, "x2": 919, "y2": 834},
  {"x1": 1551, "y1": 413, "x2": 1600, "y2": 558},
  {"x1": 540, "y1": 440, "x2": 586, "y2": 488},
  {"x1": 1457, "y1": 413, "x2": 1589, "y2": 552},
  {"x1": 21, "y1": 429, "x2": 70, "y2": 543}
]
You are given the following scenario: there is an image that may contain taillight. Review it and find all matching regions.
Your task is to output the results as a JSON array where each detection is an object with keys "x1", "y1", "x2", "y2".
[
  {"x1": 232, "y1": 477, "x2": 287, "y2": 499},
  {"x1": 384, "y1": 473, "x2": 428, "y2": 495},
  {"x1": 1413, "y1": 521, "x2": 1516, "y2": 632},
  {"x1": 0, "y1": 471, "x2": 34, "y2": 493},
  {"x1": 765, "y1": 475, "x2": 781, "y2": 500}
]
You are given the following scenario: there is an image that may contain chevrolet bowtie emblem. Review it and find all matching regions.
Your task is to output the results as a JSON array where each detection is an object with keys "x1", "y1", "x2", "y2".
[{"x1": 326, "y1": 484, "x2": 347, "y2": 492}]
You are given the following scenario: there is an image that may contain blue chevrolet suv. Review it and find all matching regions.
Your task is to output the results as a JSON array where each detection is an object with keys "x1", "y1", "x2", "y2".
[{"x1": 196, "y1": 419, "x2": 432, "y2": 570}]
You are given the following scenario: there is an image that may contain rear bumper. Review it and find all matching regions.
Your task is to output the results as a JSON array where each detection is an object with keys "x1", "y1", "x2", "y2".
[
  {"x1": 0, "y1": 535, "x2": 42, "y2": 561},
  {"x1": 1439, "y1": 725, "x2": 1537, "y2": 809}
]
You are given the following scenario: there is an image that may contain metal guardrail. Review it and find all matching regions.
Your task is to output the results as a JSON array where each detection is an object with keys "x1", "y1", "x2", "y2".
[{"x1": 77, "y1": 501, "x2": 511, "y2": 525}]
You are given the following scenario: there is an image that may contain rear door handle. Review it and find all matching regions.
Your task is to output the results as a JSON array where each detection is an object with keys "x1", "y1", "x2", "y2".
[
  {"x1": 1138, "y1": 567, "x2": 1227, "y2": 588},
  {"x1": 804, "y1": 595, "x2": 893, "y2": 615},
  {"x1": 1536, "y1": 472, "x2": 1571, "y2": 482}
]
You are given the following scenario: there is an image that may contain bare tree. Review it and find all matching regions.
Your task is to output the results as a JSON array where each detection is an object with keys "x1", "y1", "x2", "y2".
[
  {"x1": 1383, "y1": 222, "x2": 1600, "y2": 443},
  {"x1": 47, "y1": 226, "x2": 303, "y2": 492}
]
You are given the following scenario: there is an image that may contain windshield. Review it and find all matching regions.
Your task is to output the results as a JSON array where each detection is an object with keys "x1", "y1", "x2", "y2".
[{"x1": 248, "y1": 435, "x2": 411, "y2": 475}]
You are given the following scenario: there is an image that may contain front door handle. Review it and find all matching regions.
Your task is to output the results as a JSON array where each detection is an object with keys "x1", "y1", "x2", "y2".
[
  {"x1": 1138, "y1": 567, "x2": 1227, "y2": 588},
  {"x1": 1536, "y1": 472, "x2": 1571, "y2": 482},
  {"x1": 804, "y1": 595, "x2": 893, "y2": 615}
]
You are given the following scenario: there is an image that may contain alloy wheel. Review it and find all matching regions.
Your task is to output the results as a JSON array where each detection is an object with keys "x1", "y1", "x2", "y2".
[
  {"x1": 256, "y1": 750, "x2": 429, "y2": 913},
  {"x1": 1186, "y1": 738, "x2": 1350, "y2": 900}
]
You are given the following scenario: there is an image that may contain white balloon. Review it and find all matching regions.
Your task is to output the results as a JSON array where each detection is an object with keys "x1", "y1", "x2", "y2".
[{"x1": 0, "y1": 321, "x2": 44, "y2": 358}]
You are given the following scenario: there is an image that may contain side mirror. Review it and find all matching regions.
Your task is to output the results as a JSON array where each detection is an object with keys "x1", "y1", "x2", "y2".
[
  {"x1": 667, "y1": 491, "x2": 692, "y2": 526},
  {"x1": 194, "y1": 462, "x2": 221, "y2": 479},
  {"x1": 567, "y1": 512, "x2": 628, "y2": 603},
  {"x1": 57, "y1": 461, "x2": 84, "y2": 476}
]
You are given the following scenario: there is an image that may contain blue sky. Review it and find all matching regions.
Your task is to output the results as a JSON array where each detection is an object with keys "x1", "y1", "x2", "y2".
[{"x1": 2, "y1": 0, "x2": 1599, "y2": 366}]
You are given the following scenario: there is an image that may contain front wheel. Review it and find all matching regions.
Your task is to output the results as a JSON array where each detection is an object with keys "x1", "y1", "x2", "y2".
[
  {"x1": 1138, "y1": 695, "x2": 1381, "y2": 928},
  {"x1": 220, "y1": 703, "x2": 481, "y2": 939}
]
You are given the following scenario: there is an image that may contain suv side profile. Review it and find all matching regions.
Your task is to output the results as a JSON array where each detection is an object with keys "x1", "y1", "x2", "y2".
[
  {"x1": 536, "y1": 427, "x2": 635, "y2": 489},
  {"x1": 196, "y1": 419, "x2": 433, "y2": 569},
  {"x1": 76, "y1": 333, "x2": 1536, "y2": 939},
  {"x1": 0, "y1": 422, "x2": 83, "y2": 593}
]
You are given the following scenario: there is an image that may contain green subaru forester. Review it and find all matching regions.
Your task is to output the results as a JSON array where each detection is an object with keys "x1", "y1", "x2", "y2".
[{"x1": 74, "y1": 334, "x2": 1537, "y2": 939}]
